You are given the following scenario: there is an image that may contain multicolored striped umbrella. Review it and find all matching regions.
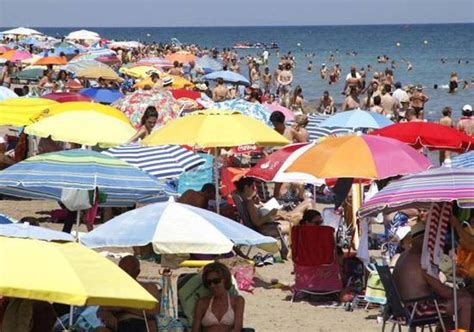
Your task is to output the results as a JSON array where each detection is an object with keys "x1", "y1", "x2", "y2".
[
  {"x1": 358, "y1": 166, "x2": 474, "y2": 217},
  {"x1": 213, "y1": 99, "x2": 270, "y2": 124},
  {"x1": 0, "y1": 149, "x2": 173, "y2": 207},
  {"x1": 103, "y1": 144, "x2": 205, "y2": 179}
]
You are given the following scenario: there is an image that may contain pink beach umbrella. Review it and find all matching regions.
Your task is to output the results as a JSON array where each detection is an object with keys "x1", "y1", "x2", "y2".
[{"x1": 264, "y1": 103, "x2": 295, "y2": 121}]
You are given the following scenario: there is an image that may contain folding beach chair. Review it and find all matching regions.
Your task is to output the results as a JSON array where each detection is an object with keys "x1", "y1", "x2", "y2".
[
  {"x1": 375, "y1": 265, "x2": 447, "y2": 332},
  {"x1": 291, "y1": 225, "x2": 343, "y2": 301}
]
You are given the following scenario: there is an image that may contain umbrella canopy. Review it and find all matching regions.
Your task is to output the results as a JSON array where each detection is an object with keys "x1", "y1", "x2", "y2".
[
  {"x1": 0, "y1": 49, "x2": 32, "y2": 62},
  {"x1": 10, "y1": 66, "x2": 46, "y2": 81},
  {"x1": 165, "y1": 52, "x2": 196, "y2": 64},
  {"x1": 247, "y1": 143, "x2": 325, "y2": 184},
  {"x1": 163, "y1": 74, "x2": 195, "y2": 89},
  {"x1": 112, "y1": 89, "x2": 180, "y2": 129},
  {"x1": 44, "y1": 101, "x2": 130, "y2": 124},
  {"x1": 0, "y1": 45, "x2": 11, "y2": 54},
  {"x1": 80, "y1": 88, "x2": 124, "y2": 104},
  {"x1": 358, "y1": 166, "x2": 474, "y2": 217},
  {"x1": 119, "y1": 65, "x2": 161, "y2": 79},
  {"x1": 34, "y1": 56, "x2": 67, "y2": 66},
  {"x1": 371, "y1": 122, "x2": 473, "y2": 152},
  {"x1": 81, "y1": 200, "x2": 277, "y2": 254},
  {"x1": 65, "y1": 29, "x2": 100, "y2": 41},
  {"x1": 25, "y1": 111, "x2": 135, "y2": 146},
  {"x1": 450, "y1": 151, "x2": 474, "y2": 168},
  {"x1": 213, "y1": 99, "x2": 270, "y2": 124},
  {"x1": 0, "y1": 214, "x2": 16, "y2": 224},
  {"x1": 202, "y1": 71, "x2": 250, "y2": 86},
  {"x1": 319, "y1": 109, "x2": 393, "y2": 130},
  {"x1": 264, "y1": 103, "x2": 295, "y2": 121},
  {"x1": 0, "y1": 27, "x2": 42, "y2": 36},
  {"x1": 0, "y1": 236, "x2": 157, "y2": 309},
  {"x1": 103, "y1": 144, "x2": 205, "y2": 179},
  {"x1": 196, "y1": 56, "x2": 223, "y2": 72},
  {"x1": 42, "y1": 92, "x2": 93, "y2": 103},
  {"x1": 74, "y1": 65, "x2": 121, "y2": 81},
  {"x1": 0, "y1": 223, "x2": 74, "y2": 241},
  {"x1": 143, "y1": 109, "x2": 289, "y2": 148},
  {"x1": 170, "y1": 89, "x2": 201, "y2": 101},
  {"x1": 0, "y1": 86, "x2": 18, "y2": 101},
  {"x1": 285, "y1": 134, "x2": 432, "y2": 180},
  {"x1": 287, "y1": 113, "x2": 353, "y2": 141},
  {"x1": 0, "y1": 97, "x2": 58, "y2": 126}
]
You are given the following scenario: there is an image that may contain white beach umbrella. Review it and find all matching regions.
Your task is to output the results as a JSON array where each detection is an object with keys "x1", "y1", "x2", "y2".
[
  {"x1": 66, "y1": 30, "x2": 100, "y2": 41},
  {"x1": 0, "y1": 27, "x2": 43, "y2": 36}
]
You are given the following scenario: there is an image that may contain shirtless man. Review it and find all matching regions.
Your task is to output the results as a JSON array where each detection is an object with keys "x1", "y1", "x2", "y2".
[
  {"x1": 168, "y1": 61, "x2": 184, "y2": 76},
  {"x1": 381, "y1": 85, "x2": 400, "y2": 118},
  {"x1": 343, "y1": 65, "x2": 362, "y2": 94},
  {"x1": 317, "y1": 90, "x2": 335, "y2": 114},
  {"x1": 250, "y1": 63, "x2": 261, "y2": 86},
  {"x1": 320, "y1": 64, "x2": 328, "y2": 80},
  {"x1": 393, "y1": 223, "x2": 471, "y2": 331},
  {"x1": 212, "y1": 78, "x2": 228, "y2": 102},
  {"x1": 439, "y1": 107, "x2": 454, "y2": 163},
  {"x1": 262, "y1": 67, "x2": 272, "y2": 94},
  {"x1": 411, "y1": 86, "x2": 429, "y2": 119},
  {"x1": 230, "y1": 58, "x2": 240, "y2": 73},
  {"x1": 341, "y1": 86, "x2": 360, "y2": 111},
  {"x1": 269, "y1": 111, "x2": 303, "y2": 142},
  {"x1": 177, "y1": 183, "x2": 216, "y2": 209},
  {"x1": 457, "y1": 104, "x2": 474, "y2": 136},
  {"x1": 277, "y1": 64, "x2": 293, "y2": 106}
]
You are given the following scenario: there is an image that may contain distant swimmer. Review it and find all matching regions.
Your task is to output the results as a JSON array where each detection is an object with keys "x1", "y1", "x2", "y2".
[
  {"x1": 307, "y1": 61, "x2": 313, "y2": 72},
  {"x1": 449, "y1": 72, "x2": 459, "y2": 93},
  {"x1": 407, "y1": 62, "x2": 413, "y2": 71},
  {"x1": 320, "y1": 64, "x2": 328, "y2": 79}
]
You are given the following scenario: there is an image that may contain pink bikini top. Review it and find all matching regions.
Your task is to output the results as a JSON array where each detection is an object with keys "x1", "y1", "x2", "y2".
[{"x1": 201, "y1": 295, "x2": 235, "y2": 327}]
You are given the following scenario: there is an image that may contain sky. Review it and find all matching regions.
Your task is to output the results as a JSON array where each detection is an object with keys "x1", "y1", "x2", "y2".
[{"x1": 0, "y1": 0, "x2": 473, "y2": 27}]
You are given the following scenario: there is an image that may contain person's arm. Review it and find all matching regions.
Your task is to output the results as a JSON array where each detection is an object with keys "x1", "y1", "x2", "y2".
[
  {"x1": 244, "y1": 199, "x2": 276, "y2": 227},
  {"x1": 277, "y1": 72, "x2": 284, "y2": 85},
  {"x1": 421, "y1": 270, "x2": 453, "y2": 299},
  {"x1": 341, "y1": 98, "x2": 348, "y2": 111},
  {"x1": 231, "y1": 296, "x2": 245, "y2": 332},
  {"x1": 287, "y1": 72, "x2": 293, "y2": 85},
  {"x1": 191, "y1": 298, "x2": 207, "y2": 332},
  {"x1": 127, "y1": 127, "x2": 146, "y2": 143}
]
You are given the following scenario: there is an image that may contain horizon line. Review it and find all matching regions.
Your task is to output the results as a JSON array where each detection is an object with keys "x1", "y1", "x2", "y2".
[{"x1": 1, "y1": 21, "x2": 472, "y2": 29}]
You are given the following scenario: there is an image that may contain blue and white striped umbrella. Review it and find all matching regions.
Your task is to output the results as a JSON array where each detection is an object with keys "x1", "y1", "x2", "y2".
[
  {"x1": 287, "y1": 113, "x2": 353, "y2": 141},
  {"x1": 81, "y1": 200, "x2": 277, "y2": 254},
  {"x1": 0, "y1": 214, "x2": 16, "y2": 224},
  {"x1": 213, "y1": 99, "x2": 270, "y2": 124},
  {"x1": 202, "y1": 71, "x2": 250, "y2": 85},
  {"x1": 103, "y1": 144, "x2": 205, "y2": 179},
  {"x1": 0, "y1": 223, "x2": 74, "y2": 241},
  {"x1": 451, "y1": 151, "x2": 474, "y2": 168},
  {"x1": 0, "y1": 149, "x2": 174, "y2": 207},
  {"x1": 318, "y1": 109, "x2": 393, "y2": 130}
]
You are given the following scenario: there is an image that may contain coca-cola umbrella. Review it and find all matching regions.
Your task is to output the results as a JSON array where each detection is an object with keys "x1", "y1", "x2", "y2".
[{"x1": 370, "y1": 122, "x2": 473, "y2": 152}]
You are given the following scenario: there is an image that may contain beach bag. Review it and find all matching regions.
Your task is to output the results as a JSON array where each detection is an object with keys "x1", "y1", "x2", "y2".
[
  {"x1": 364, "y1": 270, "x2": 386, "y2": 304},
  {"x1": 61, "y1": 189, "x2": 92, "y2": 211},
  {"x1": 157, "y1": 273, "x2": 186, "y2": 332},
  {"x1": 231, "y1": 265, "x2": 255, "y2": 293}
]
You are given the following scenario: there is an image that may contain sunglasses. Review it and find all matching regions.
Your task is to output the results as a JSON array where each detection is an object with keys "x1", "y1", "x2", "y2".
[{"x1": 206, "y1": 277, "x2": 222, "y2": 285}]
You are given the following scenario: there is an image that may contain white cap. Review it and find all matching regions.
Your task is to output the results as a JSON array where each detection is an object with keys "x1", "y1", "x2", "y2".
[{"x1": 462, "y1": 104, "x2": 472, "y2": 112}]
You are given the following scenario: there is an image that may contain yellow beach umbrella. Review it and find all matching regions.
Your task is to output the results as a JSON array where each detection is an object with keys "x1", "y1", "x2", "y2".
[
  {"x1": 163, "y1": 74, "x2": 195, "y2": 89},
  {"x1": 143, "y1": 109, "x2": 288, "y2": 148},
  {"x1": 25, "y1": 111, "x2": 135, "y2": 146},
  {"x1": 43, "y1": 101, "x2": 131, "y2": 124},
  {"x1": 75, "y1": 66, "x2": 122, "y2": 81},
  {"x1": 0, "y1": 236, "x2": 157, "y2": 309},
  {"x1": 120, "y1": 65, "x2": 162, "y2": 79},
  {"x1": 0, "y1": 97, "x2": 58, "y2": 126}
]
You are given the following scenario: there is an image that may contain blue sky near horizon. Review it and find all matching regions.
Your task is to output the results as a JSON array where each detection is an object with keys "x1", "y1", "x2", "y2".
[{"x1": 0, "y1": 0, "x2": 473, "y2": 27}]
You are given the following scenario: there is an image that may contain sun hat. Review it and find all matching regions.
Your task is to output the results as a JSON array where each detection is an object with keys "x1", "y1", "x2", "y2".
[{"x1": 162, "y1": 76, "x2": 174, "y2": 87}]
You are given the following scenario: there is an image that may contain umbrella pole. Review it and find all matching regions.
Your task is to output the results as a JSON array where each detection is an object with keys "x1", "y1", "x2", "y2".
[
  {"x1": 68, "y1": 305, "x2": 74, "y2": 328},
  {"x1": 214, "y1": 148, "x2": 220, "y2": 214},
  {"x1": 451, "y1": 224, "x2": 459, "y2": 329},
  {"x1": 75, "y1": 211, "x2": 81, "y2": 241}
]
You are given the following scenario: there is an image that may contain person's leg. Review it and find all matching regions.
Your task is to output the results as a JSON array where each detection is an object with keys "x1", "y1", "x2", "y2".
[{"x1": 445, "y1": 290, "x2": 472, "y2": 331}]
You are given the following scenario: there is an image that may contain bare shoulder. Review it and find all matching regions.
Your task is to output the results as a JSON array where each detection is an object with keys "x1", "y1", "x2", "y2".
[{"x1": 231, "y1": 295, "x2": 245, "y2": 306}]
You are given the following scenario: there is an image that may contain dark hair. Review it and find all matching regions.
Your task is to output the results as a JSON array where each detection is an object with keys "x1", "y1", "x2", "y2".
[
  {"x1": 202, "y1": 262, "x2": 232, "y2": 290},
  {"x1": 201, "y1": 183, "x2": 216, "y2": 194},
  {"x1": 234, "y1": 177, "x2": 255, "y2": 192},
  {"x1": 173, "y1": 60, "x2": 179, "y2": 67},
  {"x1": 269, "y1": 110, "x2": 285, "y2": 124},
  {"x1": 384, "y1": 84, "x2": 392, "y2": 93},
  {"x1": 373, "y1": 95, "x2": 381, "y2": 106},
  {"x1": 141, "y1": 106, "x2": 158, "y2": 125},
  {"x1": 442, "y1": 107, "x2": 452, "y2": 117},
  {"x1": 301, "y1": 209, "x2": 322, "y2": 225},
  {"x1": 216, "y1": 77, "x2": 224, "y2": 85}
]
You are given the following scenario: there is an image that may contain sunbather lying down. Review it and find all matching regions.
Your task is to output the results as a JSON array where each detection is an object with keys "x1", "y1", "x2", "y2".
[{"x1": 234, "y1": 177, "x2": 316, "y2": 238}]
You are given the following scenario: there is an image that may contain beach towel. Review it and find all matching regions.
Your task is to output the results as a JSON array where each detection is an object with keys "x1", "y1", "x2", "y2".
[{"x1": 421, "y1": 202, "x2": 452, "y2": 279}]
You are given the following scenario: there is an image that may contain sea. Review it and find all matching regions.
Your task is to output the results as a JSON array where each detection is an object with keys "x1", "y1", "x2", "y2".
[{"x1": 16, "y1": 24, "x2": 474, "y2": 120}]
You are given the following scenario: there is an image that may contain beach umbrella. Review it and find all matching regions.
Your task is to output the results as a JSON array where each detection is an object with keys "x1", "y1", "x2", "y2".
[
  {"x1": 450, "y1": 151, "x2": 474, "y2": 168},
  {"x1": 287, "y1": 113, "x2": 354, "y2": 141},
  {"x1": 10, "y1": 66, "x2": 46, "y2": 81},
  {"x1": 74, "y1": 65, "x2": 121, "y2": 81},
  {"x1": 43, "y1": 101, "x2": 130, "y2": 123},
  {"x1": 103, "y1": 144, "x2": 205, "y2": 179},
  {"x1": 34, "y1": 56, "x2": 68, "y2": 66},
  {"x1": 212, "y1": 99, "x2": 270, "y2": 124},
  {"x1": 0, "y1": 27, "x2": 42, "y2": 36},
  {"x1": 0, "y1": 236, "x2": 157, "y2": 309},
  {"x1": 0, "y1": 149, "x2": 172, "y2": 207},
  {"x1": 319, "y1": 109, "x2": 393, "y2": 130},
  {"x1": 358, "y1": 166, "x2": 474, "y2": 217},
  {"x1": 81, "y1": 200, "x2": 277, "y2": 254},
  {"x1": 247, "y1": 143, "x2": 324, "y2": 184},
  {"x1": 202, "y1": 70, "x2": 250, "y2": 86},
  {"x1": 371, "y1": 122, "x2": 473, "y2": 152},
  {"x1": 19, "y1": 37, "x2": 44, "y2": 47},
  {"x1": 285, "y1": 134, "x2": 432, "y2": 180},
  {"x1": 42, "y1": 92, "x2": 93, "y2": 103},
  {"x1": 0, "y1": 45, "x2": 11, "y2": 54},
  {"x1": 25, "y1": 111, "x2": 135, "y2": 146},
  {"x1": 79, "y1": 88, "x2": 124, "y2": 104},
  {"x1": 264, "y1": 103, "x2": 295, "y2": 121},
  {"x1": 52, "y1": 41, "x2": 84, "y2": 55},
  {"x1": 0, "y1": 97, "x2": 58, "y2": 126},
  {"x1": 0, "y1": 223, "x2": 74, "y2": 241},
  {"x1": 170, "y1": 89, "x2": 201, "y2": 101},
  {"x1": 0, "y1": 49, "x2": 32, "y2": 62},
  {"x1": 0, "y1": 86, "x2": 18, "y2": 101},
  {"x1": 65, "y1": 29, "x2": 100, "y2": 41},
  {"x1": 95, "y1": 54, "x2": 121, "y2": 65},
  {"x1": 165, "y1": 52, "x2": 196, "y2": 64},
  {"x1": 0, "y1": 214, "x2": 16, "y2": 224},
  {"x1": 163, "y1": 74, "x2": 195, "y2": 89},
  {"x1": 108, "y1": 41, "x2": 143, "y2": 49},
  {"x1": 196, "y1": 56, "x2": 223, "y2": 73},
  {"x1": 112, "y1": 89, "x2": 180, "y2": 128},
  {"x1": 119, "y1": 65, "x2": 161, "y2": 79}
]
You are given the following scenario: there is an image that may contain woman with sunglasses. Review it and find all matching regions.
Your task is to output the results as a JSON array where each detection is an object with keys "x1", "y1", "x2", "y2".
[{"x1": 192, "y1": 262, "x2": 245, "y2": 332}]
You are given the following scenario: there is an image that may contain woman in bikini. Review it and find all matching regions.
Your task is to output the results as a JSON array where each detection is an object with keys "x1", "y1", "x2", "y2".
[
  {"x1": 192, "y1": 262, "x2": 245, "y2": 332},
  {"x1": 127, "y1": 106, "x2": 158, "y2": 143}
]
